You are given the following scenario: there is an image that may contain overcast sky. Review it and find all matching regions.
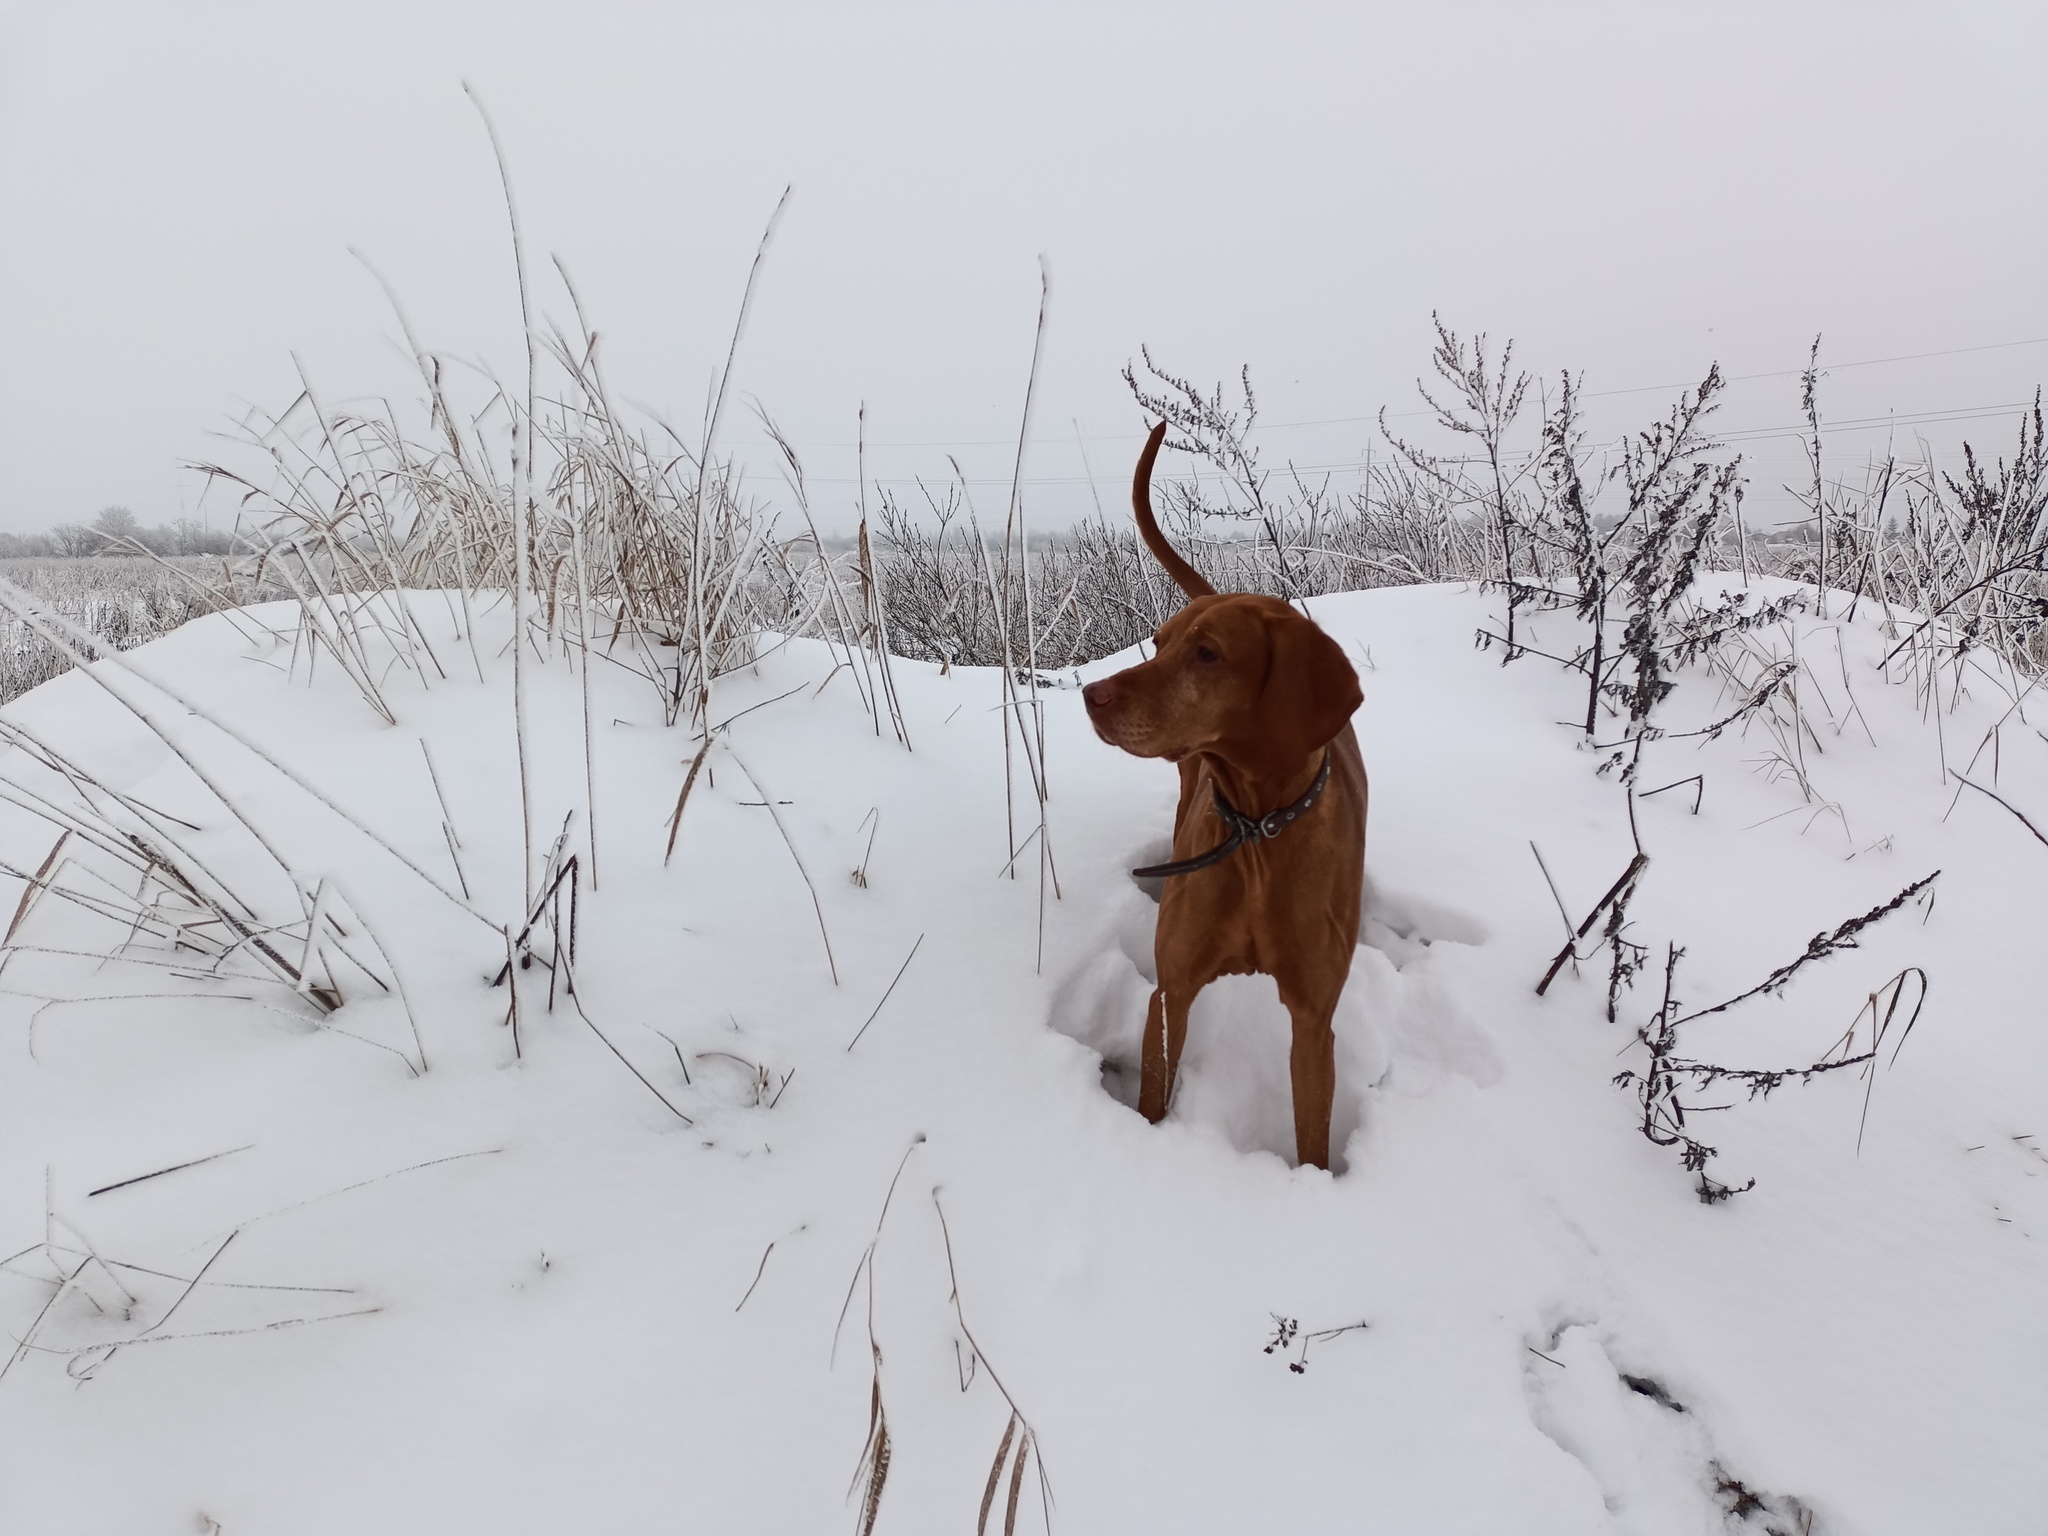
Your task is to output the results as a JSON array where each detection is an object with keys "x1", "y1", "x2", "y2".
[{"x1": 2, "y1": 0, "x2": 2044, "y2": 537}]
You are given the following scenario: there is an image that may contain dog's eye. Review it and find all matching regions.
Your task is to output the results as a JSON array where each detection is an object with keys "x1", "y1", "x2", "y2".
[{"x1": 1195, "y1": 645, "x2": 1219, "y2": 664}]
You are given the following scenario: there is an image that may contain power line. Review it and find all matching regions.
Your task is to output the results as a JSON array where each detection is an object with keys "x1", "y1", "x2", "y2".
[
  {"x1": 1583, "y1": 335, "x2": 2048, "y2": 402},
  {"x1": 779, "y1": 334, "x2": 2048, "y2": 450},
  {"x1": 789, "y1": 398, "x2": 2038, "y2": 487}
]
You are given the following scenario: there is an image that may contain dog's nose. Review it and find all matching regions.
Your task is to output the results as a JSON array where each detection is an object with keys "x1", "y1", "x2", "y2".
[{"x1": 1082, "y1": 679, "x2": 1115, "y2": 713}]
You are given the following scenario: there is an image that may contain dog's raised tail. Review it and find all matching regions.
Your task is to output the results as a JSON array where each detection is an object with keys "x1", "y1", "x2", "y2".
[{"x1": 1132, "y1": 421, "x2": 1217, "y2": 599}]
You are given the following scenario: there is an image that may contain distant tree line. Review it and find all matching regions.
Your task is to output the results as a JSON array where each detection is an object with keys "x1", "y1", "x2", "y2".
[{"x1": 0, "y1": 506, "x2": 236, "y2": 558}]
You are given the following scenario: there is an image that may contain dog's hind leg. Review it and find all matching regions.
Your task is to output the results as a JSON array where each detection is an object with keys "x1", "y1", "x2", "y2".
[{"x1": 1277, "y1": 976, "x2": 1343, "y2": 1170}]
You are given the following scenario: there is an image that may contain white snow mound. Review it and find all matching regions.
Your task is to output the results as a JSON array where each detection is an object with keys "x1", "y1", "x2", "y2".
[{"x1": 2, "y1": 580, "x2": 2044, "y2": 1534}]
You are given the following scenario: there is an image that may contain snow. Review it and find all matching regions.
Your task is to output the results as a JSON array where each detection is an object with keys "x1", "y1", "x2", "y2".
[{"x1": 2, "y1": 579, "x2": 2044, "y2": 1533}]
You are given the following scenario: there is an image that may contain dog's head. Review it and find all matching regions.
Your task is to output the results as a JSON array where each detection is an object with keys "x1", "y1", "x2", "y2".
[{"x1": 1081, "y1": 594, "x2": 1361, "y2": 774}]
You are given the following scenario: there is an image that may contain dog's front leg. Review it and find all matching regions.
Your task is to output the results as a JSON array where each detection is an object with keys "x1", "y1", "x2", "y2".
[{"x1": 1138, "y1": 985, "x2": 1193, "y2": 1124}]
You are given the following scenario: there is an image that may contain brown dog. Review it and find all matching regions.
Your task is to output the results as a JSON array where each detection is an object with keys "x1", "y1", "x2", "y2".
[{"x1": 1082, "y1": 423, "x2": 1366, "y2": 1169}]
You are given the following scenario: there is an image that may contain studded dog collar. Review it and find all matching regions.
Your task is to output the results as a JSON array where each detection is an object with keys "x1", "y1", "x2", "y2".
[{"x1": 1131, "y1": 749, "x2": 1334, "y2": 879}]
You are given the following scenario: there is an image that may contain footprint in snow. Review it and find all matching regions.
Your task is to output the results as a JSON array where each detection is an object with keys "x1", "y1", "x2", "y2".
[{"x1": 1523, "y1": 1322, "x2": 1814, "y2": 1534}]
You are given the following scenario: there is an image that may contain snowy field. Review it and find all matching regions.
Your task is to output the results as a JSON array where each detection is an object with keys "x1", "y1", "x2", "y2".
[
  {"x1": 1, "y1": 579, "x2": 2043, "y2": 1533},
  {"x1": 0, "y1": 559, "x2": 243, "y2": 705}
]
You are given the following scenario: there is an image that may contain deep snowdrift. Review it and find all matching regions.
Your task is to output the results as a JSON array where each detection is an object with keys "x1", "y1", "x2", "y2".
[{"x1": 2, "y1": 581, "x2": 2043, "y2": 1534}]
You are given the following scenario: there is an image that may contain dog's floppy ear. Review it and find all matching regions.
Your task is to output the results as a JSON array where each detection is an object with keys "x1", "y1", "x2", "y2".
[{"x1": 1257, "y1": 609, "x2": 1362, "y2": 768}]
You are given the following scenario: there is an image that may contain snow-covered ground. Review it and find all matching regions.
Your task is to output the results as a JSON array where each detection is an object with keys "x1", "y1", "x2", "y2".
[{"x1": 2, "y1": 580, "x2": 2043, "y2": 1533}]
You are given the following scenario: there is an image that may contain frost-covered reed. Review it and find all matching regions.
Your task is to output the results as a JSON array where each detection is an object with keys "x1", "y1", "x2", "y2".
[{"x1": 0, "y1": 556, "x2": 294, "y2": 703}]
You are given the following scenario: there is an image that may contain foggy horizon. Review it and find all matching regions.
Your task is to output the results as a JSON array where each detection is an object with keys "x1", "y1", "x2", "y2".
[{"x1": 3, "y1": 0, "x2": 2044, "y2": 539}]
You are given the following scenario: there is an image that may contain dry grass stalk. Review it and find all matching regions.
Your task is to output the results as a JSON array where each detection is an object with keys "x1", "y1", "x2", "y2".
[
  {"x1": 464, "y1": 82, "x2": 539, "y2": 910},
  {"x1": 935, "y1": 1190, "x2": 1053, "y2": 1535},
  {"x1": 845, "y1": 934, "x2": 924, "y2": 1053},
  {"x1": 0, "y1": 736, "x2": 321, "y2": 1004},
  {"x1": 851, "y1": 1371, "x2": 891, "y2": 1536},
  {"x1": 0, "y1": 1228, "x2": 376, "y2": 1387},
  {"x1": 4, "y1": 831, "x2": 69, "y2": 945},
  {"x1": 831, "y1": 1138, "x2": 925, "y2": 1532},
  {"x1": 857, "y1": 405, "x2": 912, "y2": 748},
  {"x1": 721, "y1": 741, "x2": 838, "y2": 984},
  {"x1": 978, "y1": 1413, "x2": 1019, "y2": 1536},
  {"x1": 0, "y1": 575, "x2": 486, "y2": 931},
  {"x1": 1953, "y1": 773, "x2": 2048, "y2": 849}
]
